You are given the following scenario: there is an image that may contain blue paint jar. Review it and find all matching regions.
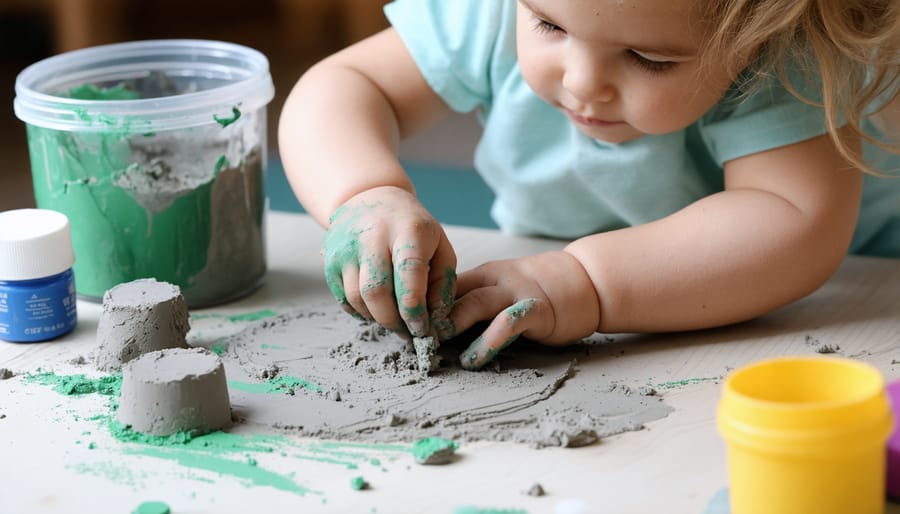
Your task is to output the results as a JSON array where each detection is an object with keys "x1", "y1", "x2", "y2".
[{"x1": 0, "y1": 209, "x2": 77, "y2": 342}]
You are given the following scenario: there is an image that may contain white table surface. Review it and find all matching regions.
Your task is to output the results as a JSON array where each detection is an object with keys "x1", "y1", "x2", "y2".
[{"x1": 1, "y1": 210, "x2": 898, "y2": 514}]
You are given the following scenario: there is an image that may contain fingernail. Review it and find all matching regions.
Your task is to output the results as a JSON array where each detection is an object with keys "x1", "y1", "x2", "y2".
[
  {"x1": 459, "y1": 347, "x2": 480, "y2": 370},
  {"x1": 407, "y1": 318, "x2": 427, "y2": 338}
]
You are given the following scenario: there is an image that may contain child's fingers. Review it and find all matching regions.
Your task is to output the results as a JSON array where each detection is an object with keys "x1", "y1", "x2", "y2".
[
  {"x1": 441, "y1": 284, "x2": 506, "y2": 340},
  {"x1": 339, "y1": 263, "x2": 373, "y2": 321},
  {"x1": 393, "y1": 246, "x2": 432, "y2": 338},
  {"x1": 459, "y1": 298, "x2": 542, "y2": 370},
  {"x1": 426, "y1": 237, "x2": 458, "y2": 338},
  {"x1": 359, "y1": 246, "x2": 403, "y2": 332}
]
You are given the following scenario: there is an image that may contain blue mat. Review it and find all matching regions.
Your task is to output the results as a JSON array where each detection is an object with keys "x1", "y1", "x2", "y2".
[{"x1": 266, "y1": 157, "x2": 497, "y2": 229}]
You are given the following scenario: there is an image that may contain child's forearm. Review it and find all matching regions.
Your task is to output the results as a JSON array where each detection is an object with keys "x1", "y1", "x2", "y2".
[
  {"x1": 278, "y1": 62, "x2": 413, "y2": 227},
  {"x1": 565, "y1": 187, "x2": 858, "y2": 333}
]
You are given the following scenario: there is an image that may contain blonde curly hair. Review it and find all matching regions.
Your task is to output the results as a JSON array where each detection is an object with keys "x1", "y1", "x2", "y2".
[{"x1": 704, "y1": 0, "x2": 900, "y2": 175}]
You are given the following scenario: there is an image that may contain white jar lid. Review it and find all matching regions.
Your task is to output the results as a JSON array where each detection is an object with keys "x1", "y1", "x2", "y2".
[{"x1": 0, "y1": 208, "x2": 75, "y2": 281}]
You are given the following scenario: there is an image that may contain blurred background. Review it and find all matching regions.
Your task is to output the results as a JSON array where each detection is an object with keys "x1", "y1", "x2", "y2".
[{"x1": 0, "y1": 0, "x2": 494, "y2": 227}]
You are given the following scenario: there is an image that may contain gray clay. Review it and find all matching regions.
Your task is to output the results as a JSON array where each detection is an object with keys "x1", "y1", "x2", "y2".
[
  {"x1": 525, "y1": 483, "x2": 546, "y2": 497},
  {"x1": 117, "y1": 347, "x2": 231, "y2": 436},
  {"x1": 0, "y1": 368, "x2": 14, "y2": 380},
  {"x1": 413, "y1": 335, "x2": 440, "y2": 374},
  {"x1": 95, "y1": 278, "x2": 190, "y2": 371},
  {"x1": 219, "y1": 303, "x2": 674, "y2": 447}
]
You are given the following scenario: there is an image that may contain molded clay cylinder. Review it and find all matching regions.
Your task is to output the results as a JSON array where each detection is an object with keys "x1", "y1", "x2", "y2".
[
  {"x1": 117, "y1": 347, "x2": 232, "y2": 436},
  {"x1": 95, "y1": 278, "x2": 190, "y2": 371}
]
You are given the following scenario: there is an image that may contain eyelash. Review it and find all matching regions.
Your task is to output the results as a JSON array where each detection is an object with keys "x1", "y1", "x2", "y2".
[
  {"x1": 531, "y1": 17, "x2": 678, "y2": 75},
  {"x1": 627, "y1": 51, "x2": 677, "y2": 74},
  {"x1": 533, "y1": 18, "x2": 561, "y2": 35}
]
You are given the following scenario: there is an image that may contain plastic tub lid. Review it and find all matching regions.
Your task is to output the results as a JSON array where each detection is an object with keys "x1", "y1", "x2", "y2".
[{"x1": 13, "y1": 39, "x2": 275, "y2": 132}]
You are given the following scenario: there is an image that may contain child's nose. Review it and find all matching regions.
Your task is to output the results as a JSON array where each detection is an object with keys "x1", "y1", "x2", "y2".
[{"x1": 562, "y1": 52, "x2": 617, "y2": 104}]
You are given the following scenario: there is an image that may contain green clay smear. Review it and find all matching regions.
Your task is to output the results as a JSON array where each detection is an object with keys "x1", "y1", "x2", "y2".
[
  {"x1": 453, "y1": 507, "x2": 528, "y2": 514},
  {"x1": 132, "y1": 501, "x2": 171, "y2": 514},
  {"x1": 350, "y1": 476, "x2": 368, "y2": 490},
  {"x1": 25, "y1": 371, "x2": 122, "y2": 397},
  {"x1": 411, "y1": 437, "x2": 457, "y2": 462},
  {"x1": 68, "y1": 83, "x2": 140, "y2": 101},
  {"x1": 25, "y1": 86, "x2": 265, "y2": 306},
  {"x1": 192, "y1": 309, "x2": 279, "y2": 323},
  {"x1": 213, "y1": 106, "x2": 242, "y2": 127},
  {"x1": 229, "y1": 375, "x2": 323, "y2": 394},
  {"x1": 27, "y1": 372, "x2": 403, "y2": 496}
]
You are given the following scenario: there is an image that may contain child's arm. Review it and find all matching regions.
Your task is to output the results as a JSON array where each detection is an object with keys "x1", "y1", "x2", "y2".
[
  {"x1": 278, "y1": 29, "x2": 458, "y2": 336},
  {"x1": 451, "y1": 133, "x2": 863, "y2": 369}
]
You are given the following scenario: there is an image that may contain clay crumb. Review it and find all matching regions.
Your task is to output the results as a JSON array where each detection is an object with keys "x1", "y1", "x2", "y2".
[
  {"x1": 350, "y1": 476, "x2": 369, "y2": 490},
  {"x1": 637, "y1": 386, "x2": 657, "y2": 396},
  {"x1": 804, "y1": 335, "x2": 840, "y2": 354},
  {"x1": 525, "y1": 483, "x2": 546, "y2": 497},
  {"x1": 68, "y1": 355, "x2": 87, "y2": 366},
  {"x1": 411, "y1": 436, "x2": 458, "y2": 465},
  {"x1": 413, "y1": 335, "x2": 440, "y2": 374},
  {"x1": 131, "y1": 501, "x2": 170, "y2": 514},
  {"x1": 0, "y1": 368, "x2": 14, "y2": 380}
]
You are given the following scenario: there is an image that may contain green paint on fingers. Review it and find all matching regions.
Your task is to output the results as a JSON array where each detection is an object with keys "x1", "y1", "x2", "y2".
[{"x1": 506, "y1": 298, "x2": 537, "y2": 328}]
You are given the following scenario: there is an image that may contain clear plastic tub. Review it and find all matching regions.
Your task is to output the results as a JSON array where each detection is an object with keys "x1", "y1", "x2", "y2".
[{"x1": 14, "y1": 39, "x2": 275, "y2": 307}]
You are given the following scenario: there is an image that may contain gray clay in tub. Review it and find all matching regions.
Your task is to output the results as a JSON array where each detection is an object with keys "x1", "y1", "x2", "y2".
[{"x1": 117, "y1": 347, "x2": 232, "y2": 436}]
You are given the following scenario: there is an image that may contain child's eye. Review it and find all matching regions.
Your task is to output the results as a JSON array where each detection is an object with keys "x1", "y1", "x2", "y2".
[
  {"x1": 627, "y1": 50, "x2": 677, "y2": 74},
  {"x1": 533, "y1": 18, "x2": 563, "y2": 35}
]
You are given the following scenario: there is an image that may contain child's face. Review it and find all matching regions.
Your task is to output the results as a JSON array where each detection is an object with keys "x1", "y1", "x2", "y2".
[{"x1": 516, "y1": 0, "x2": 739, "y2": 144}]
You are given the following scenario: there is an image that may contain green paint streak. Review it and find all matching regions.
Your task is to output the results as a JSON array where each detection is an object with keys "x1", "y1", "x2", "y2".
[
  {"x1": 27, "y1": 372, "x2": 342, "y2": 496},
  {"x1": 309, "y1": 441, "x2": 409, "y2": 453},
  {"x1": 68, "y1": 461, "x2": 145, "y2": 488},
  {"x1": 655, "y1": 376, "x2": 722, "y2": 389},
  {"x1": 192, "y1": 309, "x2": 279, "y2": 322},
  {"x1": 124, "y1": 445, "x2": 315, "y2": 496},
  {"x1": 214, "y1": 155, "x2": 229, "y2": 173},
  {"x1": 213, "y1": 106, "x2": 242, "y2": 127},
  {"x1": 453, "y1": 507, "x2": 528, "y2": 514},
  {"x1": 260, "y1": 343, "x2": 288, "y2": 350},
  {"x1": 25, "y1": 372, "x2": 122, "y2": 397},
  {"x1": 229, "y1": 375, "x2": 322, "y2": 394},
  {"x1": 210, "y1": 342, "x2": 226, "y2": 356}
]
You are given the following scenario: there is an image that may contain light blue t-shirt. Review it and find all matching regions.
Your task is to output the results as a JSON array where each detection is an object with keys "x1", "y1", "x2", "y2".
[{"x1": 385, "y1": 0, "x2": 899, "y2": 257}]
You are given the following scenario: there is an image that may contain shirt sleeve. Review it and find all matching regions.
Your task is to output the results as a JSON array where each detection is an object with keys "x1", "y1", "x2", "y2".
[
  {"x1": 384, "y1": 0, "x2": 515, "y2": 113},
  {"x1": 699, "y1": 71, "x2": 830, "y2": 166}
]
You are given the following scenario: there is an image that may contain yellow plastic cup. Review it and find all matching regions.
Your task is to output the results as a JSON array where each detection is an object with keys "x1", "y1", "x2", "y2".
[{"x1": 717, "y1": 356, "x2": 893, "y2": 514}]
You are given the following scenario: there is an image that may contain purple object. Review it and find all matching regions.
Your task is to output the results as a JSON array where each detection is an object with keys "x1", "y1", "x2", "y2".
[{"x1": 888, "y1": 379, "x2": 900, "y2": 501}]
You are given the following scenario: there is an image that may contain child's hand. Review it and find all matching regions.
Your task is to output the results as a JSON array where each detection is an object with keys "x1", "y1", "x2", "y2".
[
  {"x1": 443, "y1": 251, "x2": 601, "y2": 370},
  {"x1": 323, "y1": 186, "x2": 457, "y2": 338}
]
